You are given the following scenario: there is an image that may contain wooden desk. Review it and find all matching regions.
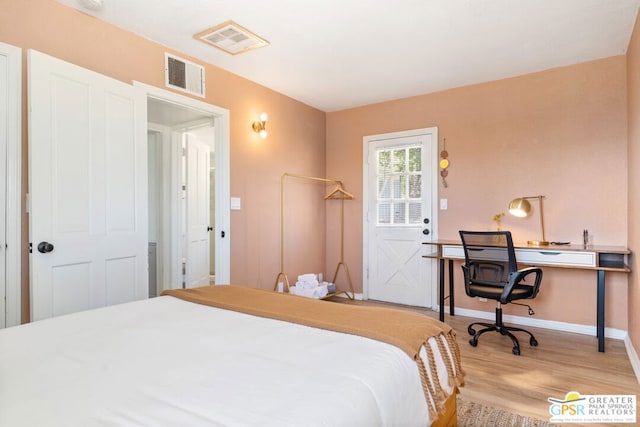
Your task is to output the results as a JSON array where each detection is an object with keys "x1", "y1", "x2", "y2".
[{"x1": 423, "y1": 240, "x2": 631, "y2": 352}]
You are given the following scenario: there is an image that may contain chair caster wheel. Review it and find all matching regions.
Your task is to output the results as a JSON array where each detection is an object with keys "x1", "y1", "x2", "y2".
[
  {"x1": 512, "y1": 347, "x2": 520, "y2": 355},
  {"x1": 467, "y1": 326, "x2": 476, "y2": 336},
  {"x1": 530, "y1": 337, "x2": 538, "y2": 347},
  {"x1": 469, "y1": 338, "x2": 478, "y2": 347}
]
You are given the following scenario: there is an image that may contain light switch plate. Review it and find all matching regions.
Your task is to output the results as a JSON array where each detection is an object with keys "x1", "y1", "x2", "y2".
[
  {"x1": 230, "y1": 197, "x2": 241, "y2": 210},
  {"x1": 440, "y1": 199, "x2": 448, "y2": 210}
]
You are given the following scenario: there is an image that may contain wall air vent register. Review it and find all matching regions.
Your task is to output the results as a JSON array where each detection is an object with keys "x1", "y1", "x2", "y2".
[{"x1": 165, "y1": 53, "x2": 205, "y2": 97}]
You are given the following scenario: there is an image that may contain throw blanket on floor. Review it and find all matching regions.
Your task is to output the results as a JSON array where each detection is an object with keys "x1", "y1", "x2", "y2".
[{"x1": 162, "y1": 285, "x2": 465, "y2": 421}]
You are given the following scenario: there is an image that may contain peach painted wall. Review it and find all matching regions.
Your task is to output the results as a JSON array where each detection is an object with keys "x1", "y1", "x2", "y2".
[
  {"x1": 1, "y1": 0, "x2": 327, "y2": 321},
  {"x1": 1, "y1": 0, "x2": 633, "y2": 334},
  {"x1": 627, "y1": 10, "x2": 640, "y2": 357},
  {"x1": 327, "y1": 57, "x2": 629, "y2": 330}
]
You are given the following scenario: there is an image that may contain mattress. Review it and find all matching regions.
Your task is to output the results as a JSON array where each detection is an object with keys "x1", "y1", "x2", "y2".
[{"x1": 0, "y1": 293, "x2": 459, "y2": 426}]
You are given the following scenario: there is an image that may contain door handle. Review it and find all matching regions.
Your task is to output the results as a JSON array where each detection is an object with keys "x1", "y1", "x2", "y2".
[
  {"x1": 221, "y1": 230, "x2": 226, "y2": 238},
  {"x1": 37, "y1": 241, "x2": 54, "y2": 253},
  {"x1": 207, "y1": 226, "x2": 213, "y2": 232}
]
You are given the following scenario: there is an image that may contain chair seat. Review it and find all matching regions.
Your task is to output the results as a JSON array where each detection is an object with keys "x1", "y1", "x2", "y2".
[{"x1": 468, "y1": 283, "x2": 535, "y2": 300}]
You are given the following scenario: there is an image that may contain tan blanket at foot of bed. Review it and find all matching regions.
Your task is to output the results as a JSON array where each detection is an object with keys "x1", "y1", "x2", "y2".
[{"x1": 162, "y1": 285, "x2": 465, "y2": 422}]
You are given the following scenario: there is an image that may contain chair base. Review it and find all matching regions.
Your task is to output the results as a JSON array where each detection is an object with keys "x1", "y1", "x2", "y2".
[{"x1": 467, "y1": 307, "x2": 538, "y2": 355}]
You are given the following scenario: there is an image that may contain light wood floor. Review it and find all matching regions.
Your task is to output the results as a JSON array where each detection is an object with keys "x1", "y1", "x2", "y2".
[{"x1": 333, "y1": 298, "x2": 640, "y2": 425}]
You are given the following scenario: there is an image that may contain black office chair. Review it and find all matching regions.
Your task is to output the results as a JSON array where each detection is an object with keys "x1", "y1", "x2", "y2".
[{"x1": 459, "y1": 230, "x2": 543, "y2": 355}]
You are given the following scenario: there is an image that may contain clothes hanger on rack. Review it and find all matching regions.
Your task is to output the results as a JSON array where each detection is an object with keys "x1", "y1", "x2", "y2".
[{"x1": 324, "y1": 184, "x2": 354, "y2": 200}]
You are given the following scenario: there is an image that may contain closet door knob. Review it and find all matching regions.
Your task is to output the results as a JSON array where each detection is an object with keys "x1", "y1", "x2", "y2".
[
  {"x1": 37, "y1": 241, "x2": 55, "y2": 253},
  {"x1": 207, "y1": 226, "x2": 213, "y2": 232}
]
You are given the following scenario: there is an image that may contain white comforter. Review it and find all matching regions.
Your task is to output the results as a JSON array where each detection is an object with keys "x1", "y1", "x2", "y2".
[{"x1": 0, "y1": 295, "x2": 451, "y2": 426}]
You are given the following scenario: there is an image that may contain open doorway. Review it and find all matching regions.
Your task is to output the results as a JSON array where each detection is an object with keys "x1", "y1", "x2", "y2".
[
  {"x1": 147, "y1": 100, "x2": 214, "y2": 296},
  {"x1": 139, "y1": 83, "x2": 230, "y2": 296}
]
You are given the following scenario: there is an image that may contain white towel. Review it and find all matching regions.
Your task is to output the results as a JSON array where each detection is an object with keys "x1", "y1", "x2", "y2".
[
  {"x1": 296, "y1": 280, "x2": 319, "y2": 289},
  {"x1": 289, "y1": 286, "x2": 315, "y2": 298},
  {"x1": 297, "y1": 273, "x2": 317, "y2": 282},
  {"x1": 314, "y1": 284, "x2": 328, "y2": 298},
  {"x1": 289, "y1": 284, "x2": 328, "y2": 299}
]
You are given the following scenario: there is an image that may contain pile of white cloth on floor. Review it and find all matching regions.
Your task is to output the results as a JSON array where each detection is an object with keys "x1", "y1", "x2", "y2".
[{"x1": 289, "y1": 273, "x2": 330, "y2": 299}]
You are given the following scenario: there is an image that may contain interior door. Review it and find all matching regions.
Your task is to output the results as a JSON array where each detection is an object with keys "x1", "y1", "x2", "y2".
[
  {"x1": 365, "y1": 129, "x2": 437, "y2": 307},
  {"x1": 0, "y1": 49, "x2": 7, "y2": 328},
  {"x1": 185, "y1": 135, "x2": 211, "y2": 288},
  {"x1": 0, "y1": 42, "x2": 21, "y2": 328},
  {"x1": 29, "y1": 50, "x2": 148, "y2": 321}
]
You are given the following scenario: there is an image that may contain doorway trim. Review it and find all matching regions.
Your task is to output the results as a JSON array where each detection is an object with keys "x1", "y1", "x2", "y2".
[
  {"x1": 134, "y1": 82, "x2": 231, "y2": 284},
  {"x1": 362, "y1": 127, "x2": 439, "y2": 306},
  {"x1": 1, "y1": 42, "x2": 22, "y2": 327}
]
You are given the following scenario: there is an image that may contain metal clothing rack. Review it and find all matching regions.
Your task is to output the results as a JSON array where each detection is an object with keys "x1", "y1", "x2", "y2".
[{"x1": 273, "y1": 172, "x2": 355, "y2": 299}]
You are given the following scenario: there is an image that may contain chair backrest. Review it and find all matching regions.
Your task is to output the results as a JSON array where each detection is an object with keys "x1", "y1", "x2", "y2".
[{"x1": 459, "y1": 230, "x2": 518, "y2": 284}]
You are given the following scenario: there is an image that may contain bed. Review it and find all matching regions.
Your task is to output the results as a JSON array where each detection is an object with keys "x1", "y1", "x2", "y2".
[{"x1": 0, "y1": 285, "x2": 464, "y2": 426}]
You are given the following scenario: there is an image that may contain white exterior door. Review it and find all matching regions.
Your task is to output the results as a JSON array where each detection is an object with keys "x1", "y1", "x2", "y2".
[
  {"x1": 29, "y1": 50, "x2": 148, "y2": 321},
  {"x1": 364, "y1": 128, "x2": 438, "y2": 307},
  {"x1": 185, "y1": 136, "x2": 211, "y2": 288}
]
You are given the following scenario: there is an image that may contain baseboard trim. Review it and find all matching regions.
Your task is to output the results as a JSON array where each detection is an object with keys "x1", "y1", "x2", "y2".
[
  {"x1": 336, "y1": 292, "x2": 364, "y2": 300},
  {"x1": 451, "y1": 307, "x2": 628, "y2": 340},
  {"x1": 624, "y1": 335, "x2": 640, "y2": 384}
]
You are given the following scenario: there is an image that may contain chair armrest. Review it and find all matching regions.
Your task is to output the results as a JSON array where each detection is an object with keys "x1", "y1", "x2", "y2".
[{"x1": 500, "y1": 267, "x2": 543, "y2": 303}]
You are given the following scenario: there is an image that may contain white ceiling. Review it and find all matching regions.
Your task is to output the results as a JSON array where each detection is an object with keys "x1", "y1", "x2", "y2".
[{"x1": 58, "y1": 0, "x2": 640, "y2": 112}]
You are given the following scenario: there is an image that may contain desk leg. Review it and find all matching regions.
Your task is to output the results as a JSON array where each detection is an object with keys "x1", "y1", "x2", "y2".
[
  {"x1": 439, "y1": 258, "x2": 445, "y2": 322},
  {"x1": 448, "y1": 260, "x2": 455, "y2": 316},
  {"x1": 597, "y1": 270, "x2": 605, "y2": 353}
]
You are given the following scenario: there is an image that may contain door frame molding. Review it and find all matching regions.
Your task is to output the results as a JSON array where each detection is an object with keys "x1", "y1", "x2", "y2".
[
  {"x1": 362, "y1": 127, "x2": 439, "y2": 306},
  {"x1": 134, "y1": 82, "x2": 231, "y2": 285},
  {"x1": 1, "y1": 42, "x2": 22, "y2": 327}
]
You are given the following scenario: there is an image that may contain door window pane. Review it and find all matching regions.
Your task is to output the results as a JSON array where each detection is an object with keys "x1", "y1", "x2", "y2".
[
  {"x1": 378, "y1": 178, "x2": 391, "y2": 198},
  {"x1": 393, "y1": 149, "x2": 406, "y2": 173},
  {"x1": 409, "y1": 147, "x2": 421, "y2": 172},
  {"x1": 378, "y1": 150, "x2": 391, "y2": 175},
  {"x1": 376, "y1": 145, "x2": 422, "y2": 225},
  {"x1": 392, "y1": 175, "x2": 405, "y2": 199},
  {"x1": 409, "y1": 175, "x2": 421, "y2": 198},
  {"x1": 409, "y1": 202, "x2": 421, "y2": 224},
  {"x1": 393, "y1": 203, "x2": 406, "y2": 223},
  {"x1": 378, "y1": 203, "x2": 391, "y2": 224}
]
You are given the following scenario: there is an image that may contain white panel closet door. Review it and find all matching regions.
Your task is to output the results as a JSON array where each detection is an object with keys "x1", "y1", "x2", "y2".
[
  {"x1": 0, "y1": 42, "x2": 21, "y2": 328},
  {"x1": 0, "y1": 51, "x2": 7, "y2": 328},
  {"x1": 185, "y1": 136, "x2": 211, "y2": 288},
  {"x1": 29, "y1": 50, "x2": 148, "y2": 321}
]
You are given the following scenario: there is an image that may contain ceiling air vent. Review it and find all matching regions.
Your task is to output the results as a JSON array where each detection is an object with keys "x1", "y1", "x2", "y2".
[
  {"x1": 165, "y1": 53, "x2": 205, "y2": 97},
  {"x1": 194, "y1": 20, "x2": 269, "y2": 55}
]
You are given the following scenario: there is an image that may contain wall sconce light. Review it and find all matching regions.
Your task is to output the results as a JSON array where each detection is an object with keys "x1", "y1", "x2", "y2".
[
  {"x1": 508, "y1": 195, "x2": 549, "y2": 246},
  {"x1": 252, "y1": 112, "x2": 268, "y2": 138}
]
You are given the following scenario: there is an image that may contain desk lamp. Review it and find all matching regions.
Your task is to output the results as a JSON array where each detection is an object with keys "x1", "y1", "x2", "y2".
[{"x1": 508, "y1": 195, "x2": 549, "y2": 246}]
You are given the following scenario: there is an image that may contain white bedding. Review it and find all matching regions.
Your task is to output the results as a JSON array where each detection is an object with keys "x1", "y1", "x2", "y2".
[{"x1": 0, "y1": 295, "x2": 452, "y2": 426}]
